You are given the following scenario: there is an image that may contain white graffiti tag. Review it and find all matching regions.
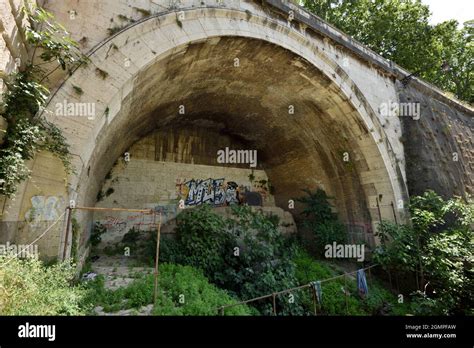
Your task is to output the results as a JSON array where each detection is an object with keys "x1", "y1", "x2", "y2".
[{"x1": 25, "y1": 196, "x2": 64, "y2": 226}]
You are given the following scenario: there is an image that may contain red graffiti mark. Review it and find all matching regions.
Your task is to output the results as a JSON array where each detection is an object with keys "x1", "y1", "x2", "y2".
[{"x1": 103, "y1": 216, "x2": 125, "y2": 228}]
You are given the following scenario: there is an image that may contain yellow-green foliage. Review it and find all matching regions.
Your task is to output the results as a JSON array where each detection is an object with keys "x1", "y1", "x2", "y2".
[{"x1": 0, "y1": 257, "x2": 86, "y2": 315}]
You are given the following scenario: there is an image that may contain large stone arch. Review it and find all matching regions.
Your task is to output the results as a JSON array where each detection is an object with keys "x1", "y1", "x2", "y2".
[{"x1": 3, "y1": 4, "x2": 410, "y2": 259}]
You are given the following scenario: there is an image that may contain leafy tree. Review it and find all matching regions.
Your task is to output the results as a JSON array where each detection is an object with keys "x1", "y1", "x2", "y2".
[
  {"x1": 373, "y1": 191, "x2": 473, "y2": 315},
  {"x1": 302, "y1": 0, "x2": 473, "y2": 103},
  {"x1": 427, "y1": 20, "x2": 473, "y2": 103}
]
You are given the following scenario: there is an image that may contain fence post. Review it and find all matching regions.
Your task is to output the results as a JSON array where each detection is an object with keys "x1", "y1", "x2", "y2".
[
  {"x1": 311, "y1": 286, "x2": 317, "y2": 316},
  {"x1": 344, "y1": 275, "x2": 349, "y2": 315},
  {"x1": 376, "y1": 197, "x2": 382, "y2": 222},
  {"x1": 272, "y1": 293, "x2": 277, "y2": 316},
  {"x1": 62, "y1": 207, "x2": 72, "y2": 261},
  {"x1": 153, "y1": 212, "x2": 162, "y2": 305},
  {"x1": 391, "y1": 201, "x2": 398, "y2": 224}
]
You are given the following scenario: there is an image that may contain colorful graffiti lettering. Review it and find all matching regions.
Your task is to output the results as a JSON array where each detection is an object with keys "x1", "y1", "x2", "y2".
[{"x1": 179, "y1": 178, "x2": 240, "y2": 206}]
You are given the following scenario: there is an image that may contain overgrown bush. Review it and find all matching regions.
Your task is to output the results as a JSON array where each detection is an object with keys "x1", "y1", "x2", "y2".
[
  {"x1": 82, "y1": 263, "x2": 253, "y2": 315},
  {"x1": 224, "y1": 206, "x2": 303, "y2": 315},
  {"x1": 153, "y1": 263, "x2": 255, "y2": 316},
  {"x1": 166, "y1": 205, "x2": 234, "y2": 275},
  {"x1": 0, "y1": 257, "x2": 86, "y2": 315},
  {"x1": 293, "y1": 249, "x2": 410, "y2": 316},
  {"x1": 296, "y1": 189, "x2": 347, "y2": 256},
  {"x1": 160, "y1": 205, "x2": 303, "y2": 315},
  {"x1": 374, "y1": 191, "x2": 473, "y2": 315}
]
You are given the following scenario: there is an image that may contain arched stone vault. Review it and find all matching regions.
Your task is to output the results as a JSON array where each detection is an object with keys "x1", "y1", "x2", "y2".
[{"x1": 2, "y1": 3, "x2": 415, "y2": 259}]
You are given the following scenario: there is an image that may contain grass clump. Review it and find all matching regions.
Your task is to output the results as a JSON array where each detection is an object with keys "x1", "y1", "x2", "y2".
[{"x1": 81, "y1": 263, "x2": 254, "y2": 316}]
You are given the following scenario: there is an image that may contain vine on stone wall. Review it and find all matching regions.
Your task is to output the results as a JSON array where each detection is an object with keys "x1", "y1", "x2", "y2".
[
  {"x1": 0, "y1": 3, "x2": 88, "y2": 197},
  {"x1": 24, "y1": 5, "x2": 88, "y2": 78}
]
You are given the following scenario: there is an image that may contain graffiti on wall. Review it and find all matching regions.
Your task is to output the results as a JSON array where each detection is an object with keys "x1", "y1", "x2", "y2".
[
  {"x1": 102, "y1": 216, "x2": 127, "y2": 233},
  {"x1": 100, "y1": 204, "x2": 178, "y2": 236},
  {"x1": 25, "y1": 196, "x2": 65, "y2": 227},
  {"x1": 177, "y1": 178, "x2": 241, "y2": 206}
]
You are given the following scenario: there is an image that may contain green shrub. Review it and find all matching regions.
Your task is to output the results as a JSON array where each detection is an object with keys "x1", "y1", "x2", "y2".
[
  {"x1": 373, "y1": 221, "x2": 419, "y2": 274},
  {"x1": 122, "y1": 227, "x2": 140, "y2": 245},
  {"x1": 407, "y1": 291, "x2": 452, "y2": 316},
  {"x1": 374, "y1": 191, "x2": 473, "y2": 315},
  {"x1": 296, "y1": 189, "x2": 347, "y2": 256},
  {"x1": 0, "y1": 257, "x2": 86, "y2": 315},
  {"x1": 159, "y1": 205, "x2": 303, "y2": 315},
  {"x1": 153, "y1": 263, "x2": 255, "y2": 316},
  {"x1": 293, "y1": 249, "x2": 409, "y2": 316},
  {"x1": 172, "y1": 204, "x2": 233, "y2": 276},
  {"x1": 82, "y1": 276, "x2": 128, "y2": 313},
  {"x1": 90, "y1": 222, "x2": 106, "y2": 247},
  {"x1": 293, "y1": 248, "x2": 361, "y2": 315},
  {"x1": 316, "y1": 281, "x2": 365, "y2": 316},
  {"x1": 155, "y1": 235, "x2": 183, "y2": 266},
  {"x1": 294, "y1": 249, "x2": 335, "y2": 284},
  {"x1": 82, "y1": 263, "x2": 253, "y2": 315}
]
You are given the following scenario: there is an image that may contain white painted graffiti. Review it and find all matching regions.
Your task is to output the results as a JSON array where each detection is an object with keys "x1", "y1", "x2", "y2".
[{"x1": 25, "y1": 196, "x2": 64, "y2": 227}]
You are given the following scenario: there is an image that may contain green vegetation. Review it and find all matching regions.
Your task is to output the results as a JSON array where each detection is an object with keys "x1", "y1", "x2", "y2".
[
  {"x1": 107, "y1": 25, "x2": 126, "y2": 36},
  {"x1": 0, "y1": 257, "x2": 86, "y2": 315},
  {"x1": 0, "y1": 3, "x2": 87, "y2": 196},
  {"x1": 100, "y1": 227, "x2": 154, "y2": 258},
  {"x1": 293, "y1": 249, "x2": 410, "y2": 316},
  {"x1": 72, "y1": 85, "x2": 84, "y2": 95},
  {"x1": 374, "y1": 191, "x2": 473, "y2": 315},
  {"x1": 0, "y1": 190, "x2": 469, "y2": 316},
  {"x1": 160, "y1": 205, "x2": 303, "y2": 315},
  {"x1": 90, "y1": 222, "x2": 107, "y2": 247},
  {"x1": 297, "y1": 189, "x2": 347, "y2": 256},
  {"x1": 24, "y1": 5, "x2": 87, "y2": 73},
  {"x1": 133, "y1": 7, "x2": 152, "y2": 17},
  {"x1": 0, "y1": 69, "x2": 73, "y2": 196},
  {"x1": 81, "y1": 263, "x2": 254, "y2": 315},
  {"x1": 303, "y1": 0, "x2": 473, "y2": 103}
]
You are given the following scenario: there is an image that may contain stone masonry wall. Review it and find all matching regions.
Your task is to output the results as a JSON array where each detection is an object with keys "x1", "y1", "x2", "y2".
[
  {"x1": 399, "y1": 83, "x2": 473, "y2": 199},
  {"x1": 92, "y1": 127, "x2": 293, "y2": 247}
]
